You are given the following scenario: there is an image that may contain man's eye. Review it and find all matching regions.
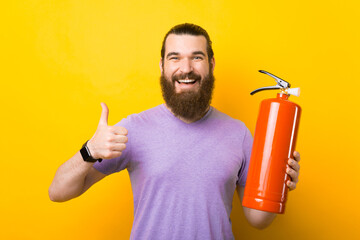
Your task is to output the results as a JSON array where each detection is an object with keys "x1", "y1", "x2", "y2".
[
  {"x1": 170, "y1": 57, "x2": 179, "y2": 60},
  {"x1": 193, "y1": 56, "x2": 203, "y2": 60}
]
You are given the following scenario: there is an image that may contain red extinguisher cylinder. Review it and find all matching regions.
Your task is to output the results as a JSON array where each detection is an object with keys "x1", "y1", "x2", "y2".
[{"x1": 243, "y1": 93, "x2": 301, "y2": 214}]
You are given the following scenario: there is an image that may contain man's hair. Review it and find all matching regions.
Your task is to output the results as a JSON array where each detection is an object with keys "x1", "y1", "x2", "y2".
[{"x1": 161, "y1": 23, "x2": 214, "y2": 61}]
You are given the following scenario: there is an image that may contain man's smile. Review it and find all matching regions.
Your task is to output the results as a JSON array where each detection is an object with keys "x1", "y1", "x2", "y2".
[
  {"x1": 174, "y1": 78, "x2": 200, "y2": 92},
  {"x1": 177, "y1": 79, "x2": 197, "y2": 84},
  {"x1": 172, "y1": 73, "x2": 202, "y2": 92}
]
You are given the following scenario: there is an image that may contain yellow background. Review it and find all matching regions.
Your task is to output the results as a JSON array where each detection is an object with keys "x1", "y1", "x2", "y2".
[{"x1": 1, "y1": 1, "x2": 359, "y2": 239}]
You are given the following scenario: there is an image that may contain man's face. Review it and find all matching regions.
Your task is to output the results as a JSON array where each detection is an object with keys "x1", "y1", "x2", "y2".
[{"x1": 160, "y1": 34, "x2": 215, "y2": 121}]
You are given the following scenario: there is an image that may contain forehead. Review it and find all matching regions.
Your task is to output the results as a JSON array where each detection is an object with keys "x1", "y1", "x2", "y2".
[{"x1": 164, "y1": 34, "x2": 208, "y2": 57}]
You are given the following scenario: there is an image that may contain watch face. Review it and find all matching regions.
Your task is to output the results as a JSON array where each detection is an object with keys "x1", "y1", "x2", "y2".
[
  {"x1": 80, "y1": 141, "x2": 102, "y2": 162},
  {"x1": 80, "y1": 145, "x2": 97, "y2": 162}
]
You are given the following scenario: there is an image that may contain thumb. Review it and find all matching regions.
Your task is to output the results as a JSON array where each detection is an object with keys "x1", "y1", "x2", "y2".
[{"x1": 98, "y1": 102, "x2": 109, "y2": 126}]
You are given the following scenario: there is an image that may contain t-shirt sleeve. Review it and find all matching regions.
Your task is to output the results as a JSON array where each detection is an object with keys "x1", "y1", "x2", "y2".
[
  {"x1": 237, "y1": 127, "x2": 253, "y2": 186},
  {"x1": 92, "y1": 117, "x2": 132, "y2": 175}
]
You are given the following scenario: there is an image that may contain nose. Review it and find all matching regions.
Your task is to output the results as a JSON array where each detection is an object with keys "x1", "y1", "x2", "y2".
[{"x1": 179, "y1": 58, "x2": 193, "y2": 74}]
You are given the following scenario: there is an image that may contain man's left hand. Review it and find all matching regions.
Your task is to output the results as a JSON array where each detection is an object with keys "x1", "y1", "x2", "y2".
[{"x1": 286, "y1": 151, "x2": 301, "y2": 191}]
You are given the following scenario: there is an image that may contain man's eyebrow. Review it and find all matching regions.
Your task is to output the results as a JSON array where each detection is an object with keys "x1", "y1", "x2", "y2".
[
  {"x1": 166, "y1": 51, "x2": 206, "y2": 59},
  {"x1": 193, "y1": 51, "x2": 206, "y2": 56},
  {"x1": 166, "y1": 52, "x2": 179, "y2": 58}
]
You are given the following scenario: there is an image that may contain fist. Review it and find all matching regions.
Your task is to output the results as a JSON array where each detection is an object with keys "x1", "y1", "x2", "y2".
[{"x1": 87, "y1": 103, "x2": 128, "y2": 160}]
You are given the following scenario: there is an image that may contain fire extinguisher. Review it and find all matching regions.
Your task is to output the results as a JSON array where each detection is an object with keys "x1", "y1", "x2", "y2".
[{"x1": 242, "y1": 70, "x2": 301, "y2": 214}]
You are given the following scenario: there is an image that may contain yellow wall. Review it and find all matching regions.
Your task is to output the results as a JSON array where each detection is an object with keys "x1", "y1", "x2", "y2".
[{"x1": 1, "y1": 1, "x2": 359, "y2": 239}]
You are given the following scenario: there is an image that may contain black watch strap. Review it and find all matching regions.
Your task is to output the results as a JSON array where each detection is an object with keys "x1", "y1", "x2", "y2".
[{"x1": 80, "y1": 140, "x2": 102, "y2": 163}]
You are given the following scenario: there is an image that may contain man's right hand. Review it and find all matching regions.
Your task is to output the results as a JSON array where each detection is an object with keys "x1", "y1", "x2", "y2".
[{"x1": 87, "y1": 103, "x2": 128, "y2": 160}]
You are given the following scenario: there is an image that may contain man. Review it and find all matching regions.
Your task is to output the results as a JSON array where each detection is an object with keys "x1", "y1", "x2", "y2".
[{"x1": 49, "y1": 23, "x2": 301, "y2": 239}]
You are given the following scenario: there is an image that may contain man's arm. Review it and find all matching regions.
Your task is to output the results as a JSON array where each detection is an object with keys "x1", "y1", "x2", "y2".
[
  {"x1": 48, "y1": 152, "x2": 106, "y2": 202},
  {"x1": 236, "y1": 186, "x2": 277, "y2": 229},
  {"x1": 48, "y1": 103, "x2": 128, "y2": 202},
  {"x1": 237, "y1": 151, "x2": 301, "y2": 229}
]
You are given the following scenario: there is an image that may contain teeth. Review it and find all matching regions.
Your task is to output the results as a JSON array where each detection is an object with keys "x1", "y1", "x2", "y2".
[{"x1": 178, "y1": 79, "x2": 196, "y2": 83}]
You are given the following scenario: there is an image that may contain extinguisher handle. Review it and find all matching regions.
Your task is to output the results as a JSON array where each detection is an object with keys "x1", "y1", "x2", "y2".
[
  {"x1": 259, "y1": 70, "x2": 291, "y2": 89},
  {"x1": 250, "y1": 85, "x2": 281, "y2": 95}
]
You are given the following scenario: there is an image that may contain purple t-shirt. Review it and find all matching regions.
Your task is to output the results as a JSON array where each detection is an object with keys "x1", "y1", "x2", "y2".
[{"x1": 93, "y1": 104, "x2": 253, "y2": 240}]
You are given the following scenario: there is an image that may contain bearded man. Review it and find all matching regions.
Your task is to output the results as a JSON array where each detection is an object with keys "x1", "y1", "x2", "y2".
[{"x1": 49, "y1": 23, "x2": 301, "y2": 240}]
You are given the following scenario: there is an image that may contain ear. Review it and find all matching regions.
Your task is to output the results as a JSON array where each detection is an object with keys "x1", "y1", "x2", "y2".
[
  {"x1": 210, "y1": 57, "x2": 215, "y2": 72},
  {"x1": 159, "y1": 58, "x2": 164, "y2": 74}
]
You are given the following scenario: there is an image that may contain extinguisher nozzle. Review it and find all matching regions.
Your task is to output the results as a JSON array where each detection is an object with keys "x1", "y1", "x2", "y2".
[{"x1": 287, "y1": 88, "x2": 300, "y2": 97}]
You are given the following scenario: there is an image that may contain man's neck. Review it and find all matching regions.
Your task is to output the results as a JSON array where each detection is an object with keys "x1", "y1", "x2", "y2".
[{"x1": 164, "y1": 104, "x2": 210, "y2": 124}]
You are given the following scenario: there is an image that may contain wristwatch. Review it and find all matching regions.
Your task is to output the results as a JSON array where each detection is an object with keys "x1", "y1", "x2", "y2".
[{"x1": 80, "y1": 140, "x2": 102, "y2": 163}]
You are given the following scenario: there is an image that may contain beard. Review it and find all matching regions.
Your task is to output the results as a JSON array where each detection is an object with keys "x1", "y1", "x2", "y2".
[{"x1": 160, "y1": 68, "x2": 215, "y2": 121}]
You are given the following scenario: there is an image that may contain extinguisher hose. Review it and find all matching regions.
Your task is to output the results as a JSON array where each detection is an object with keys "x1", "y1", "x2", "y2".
[{"x1": 250, "y1": 86, "x2": 281, "y2": 95}]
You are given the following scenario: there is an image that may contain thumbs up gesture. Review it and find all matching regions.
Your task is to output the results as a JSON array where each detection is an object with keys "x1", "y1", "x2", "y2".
[{"x1": 87, "y1": 103, "x2": 128, "y2": 160}]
